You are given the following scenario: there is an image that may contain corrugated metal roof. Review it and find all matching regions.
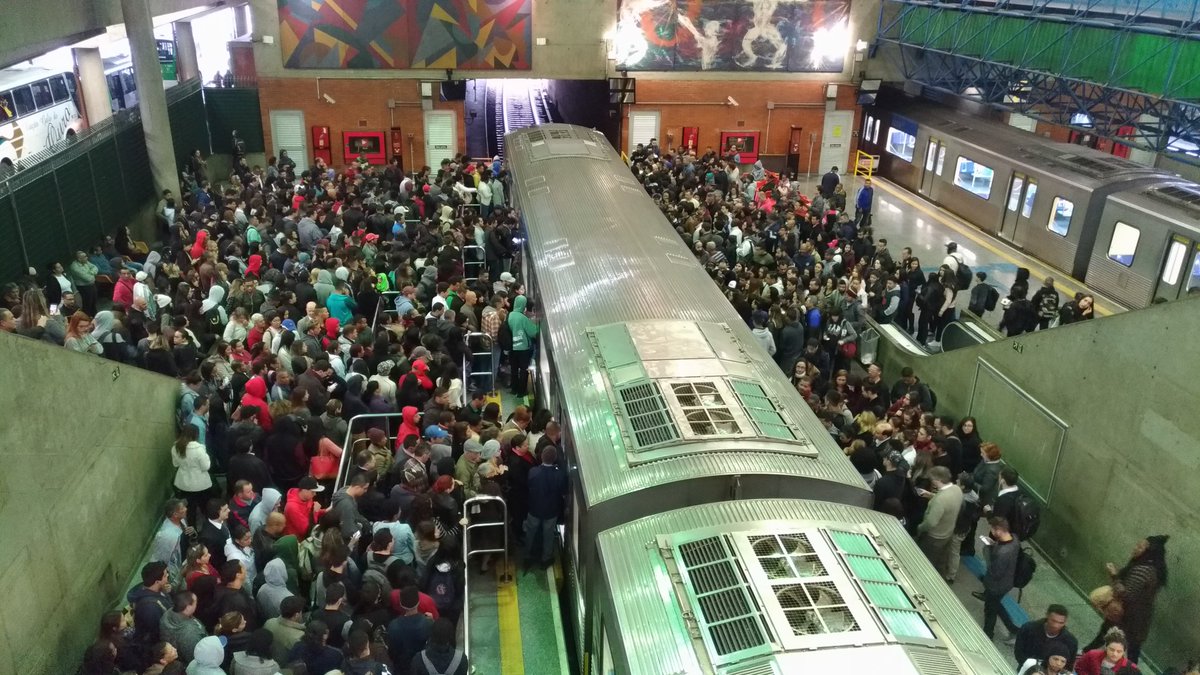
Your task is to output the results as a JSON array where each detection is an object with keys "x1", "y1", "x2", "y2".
[
  {"x1": 505, "y1": 125, "x2": 868, "y2": 507},
  {"x1": 596, "y1": 500, "x2": 1015, "y2": 675}
]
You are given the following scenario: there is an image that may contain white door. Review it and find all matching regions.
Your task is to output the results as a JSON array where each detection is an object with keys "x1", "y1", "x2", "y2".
[
  {"x1": 817, "y1": 110, "x2": 853, "y2": 176},
  {"x1": 424, "y1": 110, "x2": 456, "y2": 168},
  {"x1": 628, "y1": 110, "x2": 659, "y2": 154},
  {"x1": 269, "y1": 109, "x2": 307, "y2": 169}
]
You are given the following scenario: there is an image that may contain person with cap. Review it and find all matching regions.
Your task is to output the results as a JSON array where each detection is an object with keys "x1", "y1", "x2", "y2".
[
  {"x1": 1082, "y1": 535, "x2": 1169, "y2": 663},
  {"x1": 282, "y1": 477, "x2": 324, "y2": 539},
  {"x1": 455, "y1": 440, "x2": 484, "y2": 498},
  {"x1": 478, "y1": 439, "x2": 507, "y2": 480},
  {"x1": 1017, "y1": 640, "x2": 1075, "y2": 675},
  {"x1": 750, "y1": 309, "x2": 776, "y2": 357}
]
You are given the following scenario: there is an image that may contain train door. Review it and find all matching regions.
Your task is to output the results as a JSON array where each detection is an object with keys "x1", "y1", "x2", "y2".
[
  {"x1": 1154, "y1": 235, "x2": 1200, "y2": 300},
  {"x1": 1000, "y1": 173, "x2": 1037, "y2": 241},
  {"x1": 919, "y1": 138, "x2": 944, "y2": 196}
]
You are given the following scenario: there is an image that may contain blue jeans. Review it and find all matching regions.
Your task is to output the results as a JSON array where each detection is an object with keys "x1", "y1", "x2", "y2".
[{"x1": 523, "y1": 514, "x2": 557, "y2": 566}]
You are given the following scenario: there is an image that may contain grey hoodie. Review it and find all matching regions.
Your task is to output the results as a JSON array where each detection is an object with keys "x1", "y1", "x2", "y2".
[
  {"x1": 159, "y1": 609, "x2": 206, "y2": 663},
  {"x1": 314, "y1": 269, "x2": 335, "y2": 306},
  {"x1": 185, "y1": 635, "x2": 225, "y2": 675},
  {"x1": 331, "y1": 487, "x2": 368, "y2": 539},
  {"x1": 256, "y1": 558, "x2": 294, "y2": 620}
]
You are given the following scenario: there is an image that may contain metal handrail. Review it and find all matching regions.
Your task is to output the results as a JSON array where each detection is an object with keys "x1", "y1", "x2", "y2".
[
  {"x1": 336, "y1": 412, "x2": 406, "y2": 490},
  {"x1": 462, "y1": 494, "x2": 511, "y2": 662},
  {"x1": 462, "y1": 244, "x2": 486, "y2": 284},
  {"x1": 372, "y1": 290, "x2": 400, "y2": 333},
  {"x1": 462, "y1": 331, "x2": 497, "y2": 397}
]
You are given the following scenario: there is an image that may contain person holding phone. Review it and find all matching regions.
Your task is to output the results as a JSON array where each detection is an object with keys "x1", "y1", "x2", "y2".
[
  {"x1": 915, "y1": 466, "x2": 962, "y2": 580},
  {"x1": 973, "y1": 517, "x2": 1022, "y2": 641}
]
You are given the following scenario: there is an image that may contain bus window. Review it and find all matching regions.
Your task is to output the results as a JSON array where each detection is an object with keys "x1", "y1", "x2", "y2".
[
  {"x1": 30, "y1": 80, "x2": 53, "y2": 109},
  {"x1": 65, "y1": 75, "x2": 76, "y2": 97},
  {"x1": 49, "y1": 75, "x2": 70, "y2": 103},
  {"x1": 0, "y1": 94, "x2": 13, "y2": 121},
  {"x1": 10, "y1": 86, "x2": 35, "y2": 116}
]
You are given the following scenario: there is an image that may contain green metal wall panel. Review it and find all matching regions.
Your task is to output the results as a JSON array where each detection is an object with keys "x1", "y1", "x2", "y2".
[
  {"x1": 56, "y1": 155, "x2": 102, "y2": 252},
  {"x1": 168, "y1": 89, "x2": 211, "y2": 164},
  {"x1": 15, "y1": 174, "x2": 69, "y2": 269},
  {"x1": 0, "y1": 196, "x2": 24, "y2": 283},
  {"x1": 90, "y1": 138, "x2": 124, "y2": 232},
  {"x1": 205, "y1": 89, "x2": 265, "y2": 154},
  {"x1": 115, "y1": 126, "x2": 153, "y2": 207}
]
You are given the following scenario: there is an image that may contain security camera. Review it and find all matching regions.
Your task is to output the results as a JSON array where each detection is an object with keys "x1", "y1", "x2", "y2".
[
  {"x1": 323, "y1": 93, "x2": 336, "y2": 104},
  {"x1": 726, "y1": 96, "x2": 739, "y2": 107}
]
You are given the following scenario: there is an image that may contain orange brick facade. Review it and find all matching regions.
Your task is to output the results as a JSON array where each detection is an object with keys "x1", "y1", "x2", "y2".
[
  {"x1": 256, "y1": 78, "x2": 466, "y2": 170},
  {"x1": 620, "y1": 79, "x2": 862, "y2": 173}
]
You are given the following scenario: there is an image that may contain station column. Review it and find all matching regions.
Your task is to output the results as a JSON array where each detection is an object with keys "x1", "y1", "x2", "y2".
[
  {"x1": 72, "y1": 47, "x2": 112, "y2": 128},
  {"x1": 120, "y1": 0, "x2": 180, "y2": 197},
  {"x1": 174, "y1": 20, "x2": 200, "y2": 82}
]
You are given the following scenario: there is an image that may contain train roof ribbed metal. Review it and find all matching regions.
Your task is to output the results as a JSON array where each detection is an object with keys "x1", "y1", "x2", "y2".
[
  {"x1": 505, "y1": 125, "x2": 867, "y2": 507},
  {"x1": 597, "y1": 499, "x2": 1015, "y2": 675}
]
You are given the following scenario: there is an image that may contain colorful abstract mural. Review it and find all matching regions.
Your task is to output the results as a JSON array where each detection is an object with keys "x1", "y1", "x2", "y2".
[
  {"x1": 278, "y1": 0, "x2": 532, "y2": 70},
  {"x1": 614, "y1": 0, "x2": 851, "y2": 72}
]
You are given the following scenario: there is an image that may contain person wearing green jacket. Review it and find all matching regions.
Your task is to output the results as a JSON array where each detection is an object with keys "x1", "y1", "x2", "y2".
[
  {"x1": 507, "y1": 294, "x2": 539, "y2": 397},
  {"x1": 68, "y1": 250, "x2": 99, "y2": 315}
]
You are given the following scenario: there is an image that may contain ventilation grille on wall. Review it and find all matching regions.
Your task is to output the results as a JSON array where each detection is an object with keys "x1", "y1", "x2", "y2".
[
  {"x1": 677, "y1": 535, "x2": 772, "y2": 658},
  {"x1": 617, "y1": 381, "x2": 680, "y2": 449}
]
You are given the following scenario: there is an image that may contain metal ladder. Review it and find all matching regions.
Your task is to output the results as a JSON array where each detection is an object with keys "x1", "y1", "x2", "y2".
[
  {"x1": 462, "y1": 244, "x2": 486, "y2": 284},
  {"x1": 462, "y1": 331, "x2": 497, "y2": 398},
  {"x1": 462, "y1": 494, "x2": 511, "y2": 662}
]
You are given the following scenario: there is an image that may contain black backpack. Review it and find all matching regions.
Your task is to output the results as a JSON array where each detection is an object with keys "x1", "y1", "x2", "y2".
[
  {"x1": 1011, "y1": 492, "x2": 1042, "y2": 540},
  {"x1": 497, "y1": 317, "x2": 514, "y2": 352},
  {"x1": 955, "y1": 261, "x2": 972, "y2": 291},
  {"x1": 1013, "y1": 545, "x2": 1037, "y2": 588},
  {"x1": 984, "y1": 286, "x2": 1000, "y2": 312}
]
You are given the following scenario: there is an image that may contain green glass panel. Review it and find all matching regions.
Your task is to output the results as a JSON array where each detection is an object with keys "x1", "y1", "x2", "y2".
[
  {"x1": 862, "y1": 581, "x2": 915, "y2": 609},
  {"x1": 880, "y1": 608, "x2": 935, "y2": 640},
  {"x1": 844, "y1": 554, "x2": 895, "y2": 582},
  {"x1": 758, "y1": 422, "x2": 796, "y2": 441},
  {"x1": 829, "y1": 531, "x2": 875, "y2": 556}
]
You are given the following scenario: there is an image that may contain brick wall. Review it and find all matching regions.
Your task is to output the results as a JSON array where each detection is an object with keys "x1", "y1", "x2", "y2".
[
  {"x1": 256, "y1": 77, "x2": 466, "y2": 170},
  {"x1": 621, "y1": 79, "x2": 862, "y2": 173}
]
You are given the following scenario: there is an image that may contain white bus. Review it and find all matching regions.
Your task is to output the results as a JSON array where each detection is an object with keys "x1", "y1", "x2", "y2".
[{"x1": 0, "y1": 67, "x2": 83, "y2": 164}]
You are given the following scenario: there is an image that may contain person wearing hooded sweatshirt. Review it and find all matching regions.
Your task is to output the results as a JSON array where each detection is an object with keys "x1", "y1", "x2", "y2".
[
  {"x1": 326, "y1": 281, "x2": 357, "y2": 325},
  {"x1": 186, "y1": 635, "x2": 225, "y2": 675},
  {"x1": 314, "y1": 269, "x2": 336, "y2": 307},
  {"x1": 283, "y1": 477, "x2": 325, "y2": 538},
  {"x1": 239, "y1": 377, "x2": 273, "y2": 432},
  {"x1": 750, "y1": 309, "x2": 776, "y2": 356},
  {"x1": 112, "y1": 267, "x2": 136, "y2": 309},
  {"x1": 199, "y1": 285, "x2": 228, "y2": 350},
  {"x1": 256, "y1": 558, "x2": 295, "y2": 620},
  {"x1": 394, "y1": 405, "x2": 423, "y2": 450},
  {"x1": 247, "y1": 487, "x2": 282, "y2": 536},
  {"x1": 507, "y1": 295, "x2": 539, "y2": 397}
]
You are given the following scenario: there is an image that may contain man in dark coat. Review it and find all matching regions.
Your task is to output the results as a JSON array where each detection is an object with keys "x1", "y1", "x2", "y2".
[{"x1": 774, "y1": 307, "x2": 806, "y2": 374}]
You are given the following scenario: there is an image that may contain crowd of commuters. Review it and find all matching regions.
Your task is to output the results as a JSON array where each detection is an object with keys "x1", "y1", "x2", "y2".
[
  {"x1": 631, "y1": 140, "x2": 1176, "y2": 674},
  {"x1": 0, "y1": 149, "x2": 576, "y2": 675}
]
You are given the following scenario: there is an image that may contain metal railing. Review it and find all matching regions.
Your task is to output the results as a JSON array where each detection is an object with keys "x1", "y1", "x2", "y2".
[
  {"x1": 463, "y1": 331, "x2": 497, "y2": 398},
  {"x1": 462, "y1": 494, "x2": 511, "y2": 662},
  {"x1": 462, "y1": 244, "x2": 486, "y2": 283},
  {"x1": 336, "y1": 412, "x2": 406, "y2": 490},
  {"x1": 372, "y1": 290, "x2": 400, "y2": 334}
]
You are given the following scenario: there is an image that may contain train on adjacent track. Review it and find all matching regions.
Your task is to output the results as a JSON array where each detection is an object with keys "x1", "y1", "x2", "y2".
[
  {"x1": 506, "y1": 124, "x2": 1012, "y2": 675},
  {"x1": 860, "y1": 103, "x2": 1200, "y2": 308}
]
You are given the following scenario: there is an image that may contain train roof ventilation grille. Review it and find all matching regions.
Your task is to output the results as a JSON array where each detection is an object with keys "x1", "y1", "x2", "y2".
[
  {"x1": 676, "y1": 535, "x2": 772, "y2": 658},
  {"x1": 750, "y1": 534, "x2": 826, "y2": 580},
  {"x1": 526, "y1": 129, "x2": 546, "y2": 143},
  {"x1": 720, "y1": 661, "x2": 781, "y2": 675},
  {"x1": 731, "y1": 380, "x2": 801, "y2": 441},
  {"x1": 667, "y1": 381, "x2": 745, "y2": 438},
  {"x1": 616, "y1": 381, "x2": 680, "y2": 449},
  {"x1": 546, "y1": 128, "x2": 573, "y2": 140},
  {"x1": 1147, "y1": 184, "x2": 1200, "y2": 213},
  {"x1": 1052, "y1": 153, "x2": 1136, "y2": 178},
  {"x1": 904, "y1": 646, "x2": 962, "y2": 675},
  {"x1": 773, "y1": 581, "x2": 859, "y2": 636},
  {"x1": 829, "y1": 530, "x2": 936, "y2": 641}
]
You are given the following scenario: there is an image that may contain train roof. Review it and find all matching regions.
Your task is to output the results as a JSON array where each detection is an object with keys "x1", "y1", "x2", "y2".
[
  {"x1": 505, "y1": 124, "x2": 868, "y2": 508},
  {"x1": 1107, "y1": 179, "x2": 1200, "y2": 237},
  {"x1": 0, "y1": 67, "x2": 67, "y2": 91},
  {"x1": 597, "y1": 499, "x2": 1014, "y2": 675},
  {"x1": 886, "y1": 103, "x2": 1164, "y2": 190}
]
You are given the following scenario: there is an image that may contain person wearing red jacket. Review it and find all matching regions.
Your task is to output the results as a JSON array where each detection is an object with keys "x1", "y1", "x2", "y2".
[
  {"x1": 283, "y1": 477, "x2": 325, "y2": 539},
  {"x1": 240, "y1": 376, "x2": 273, "y2": 431},
  {"x1": 1074, "y1": 629, "x2": 1138, "y2": 675},
  {"x1": 394, "y1": 405, "x2": 422, "y2": 450}
]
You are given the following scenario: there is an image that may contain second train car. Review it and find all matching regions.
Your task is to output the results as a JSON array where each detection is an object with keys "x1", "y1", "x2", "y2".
[{"x1": 861, "y1": 103, "x2": 1200, "y2": 308}]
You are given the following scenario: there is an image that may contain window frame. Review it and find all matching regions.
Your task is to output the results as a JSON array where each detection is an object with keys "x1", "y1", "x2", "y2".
[
  {"x1": 48, "y1": 75, "x2": 70, "y2": 103},
  {"x1": 1187, "y1": 247, "x2": 1200, "y2": 291},
  {"x1": 885, "y1": 127, "x2": 915, "y2": 163},
  {"x1": 9, "y1": 85, "x2": 35, "y2": 116},
  {"x1": 1107, "y1": 221, "x2": 1140, "y2": 267},
  {"x1": 1046, "y1": 196, "x2": 1073, "y2": 237},
  {"x1": 952, "y1": 155, "x2": 995, "y2": 200},
  {"x1": 1021, "y1": 181, "x2": 1038, "y2": 218},
  {"x1": 1161, "y1": 238, "x2": 1187, "y2": 284}
]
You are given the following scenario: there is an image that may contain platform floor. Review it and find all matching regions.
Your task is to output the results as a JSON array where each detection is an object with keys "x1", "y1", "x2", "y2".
[{"x1": 866, "y1": 177, "x2": 1127, "y2": 320}]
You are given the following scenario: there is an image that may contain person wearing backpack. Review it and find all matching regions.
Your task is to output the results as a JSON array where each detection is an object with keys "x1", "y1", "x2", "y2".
[
  {"x1": 1031, "y1": 277, "x2": 1061, "y2": 330},
  {"x1": 422, "y1": 537, "x2": 464, "y2": 625},
  {"x1": 974, "y1": 516, "x2": 1023, "y2": 640},
  {"x1": 967, "y1": 271, "x2": 999, "y2": 316},
  {"x1": 411, "y1": 618, "x2": 469, "y2": 675}
]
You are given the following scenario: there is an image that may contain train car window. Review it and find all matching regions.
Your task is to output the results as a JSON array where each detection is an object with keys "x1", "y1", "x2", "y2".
[
  {"x1": 953, "y1": 156, "x2": 994, "y2": 199},
  {"x1": 30, "y1": 80, "x2": 53, "y2": 109},
  {"x1": 925, "y1": 140, "x2": 937, "y2": 171},
  {"x1": 48, "y1": 75, "x2": 69, "y2": 103},
  {"x1": 1022, "y1": 182, "x2": 1038, "y2": 217},
  {"x1": 1007, "y1": 177, "x2": 1025, "y2": 211},
  {"x1": 1047, "y1": 197, "x2": 1073, "y2": 236},
  {"x1": 10, "y1": 86, "x2": 35, "y2": 116},
  {"x1": 1161, "y1": 239, "x2": 1187, "y2": 284},
  {"x1": 1107, "y1": 222, "x2": 1140, "y2": 266},
  {"x1": 885, "y1": 128, "x2": 915, "y2": 162},
  {"x1": 864, "y1": 115, "x2": 873, "y2": 138},
  {"x1": 1188, "y1": 249, "x2": 1200, "y2": 291},
  {"x1": 936, "y1": 146, "x2": 946, "y2": 175},
  {"x1": 873, "y1": 122, "x2": 880, "y2": 144}
]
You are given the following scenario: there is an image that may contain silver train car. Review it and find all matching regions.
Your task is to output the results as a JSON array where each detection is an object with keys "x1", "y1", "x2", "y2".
[
  {"x1": 505, "y1": 124, "x2": 871, "y2": 674},
  {"x1": 859, "y1": 103, "x2": 1186, "y2": 306},
  {"x1": 596, "y1": 500, "x2": 1014, "y2": 675},
  {"x1": 1087, "y1": 180, "x2": 1200, "y2": 307}
]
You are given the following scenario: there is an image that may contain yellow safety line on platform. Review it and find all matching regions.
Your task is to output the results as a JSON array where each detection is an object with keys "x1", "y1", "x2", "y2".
[
  {"x1": 875, "y1": 180, "x2": 1119, "y2": 317},
  {"x1": 496, "y1": 561, "x2": 524, "y2": 675}
]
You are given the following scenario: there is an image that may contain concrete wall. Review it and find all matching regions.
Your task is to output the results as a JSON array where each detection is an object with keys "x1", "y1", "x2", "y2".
[
  {"x1": 0, "y1": 333, "x2": 179, "y2": 675},
  {"x1": 872, "y1": 299, "x2": 1200, "y2": 666}
]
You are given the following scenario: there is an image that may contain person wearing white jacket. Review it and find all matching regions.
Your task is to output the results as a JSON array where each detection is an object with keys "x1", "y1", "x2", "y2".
[{"x1": 172, "y1": 425, "x2": 213, "y2": 522}]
